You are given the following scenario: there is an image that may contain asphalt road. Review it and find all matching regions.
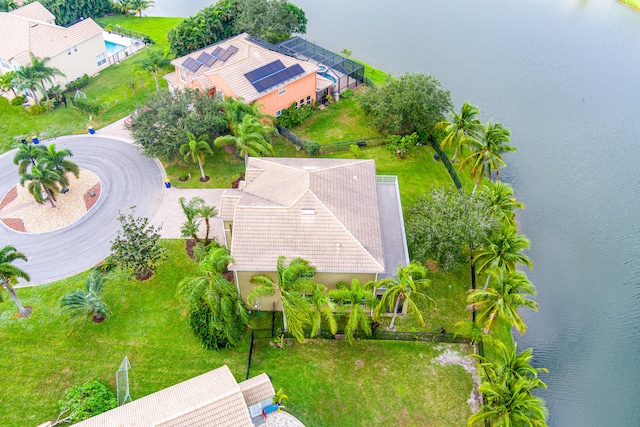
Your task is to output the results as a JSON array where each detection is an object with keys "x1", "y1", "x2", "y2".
[{"x1": 0, "y1": 135, "x2": 165, "y2": 286}]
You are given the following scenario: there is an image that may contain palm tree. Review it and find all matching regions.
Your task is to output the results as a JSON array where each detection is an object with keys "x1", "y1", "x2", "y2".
[
  {"x1": 0, "y1": 0, "x2": 18, "y2": 12},
  {"x1": 196, "y1": 202, "x2": 218, "y2": 243},
  {"x1": 476, "y1": 340, "x2": 548, "y2": 385},
  {"x1": 436, "y1": 101, "x2": 483, "y2": 162},
  {"x1": 135, "y1": 49, "x2": 170, "y2": 93},
  {"x1": 180, "y1": 133, "x2": 212, "y2": 181},
  {"x1": 0, "y1": 245, "x2": 31, "y2": 317},
  {"x1": 179, "y1": 196, "x2": 204, "y2": 242},
  {"x1": 374, "y1": 263, "x2": 434, "y2": 329},
  {"x1": 221, "y1": 97, "x2": 265, "y2": 132},
  {"x1": 467, "y1": 270, "x2": 539, "y2": 334},
  {"x1": 308, "y1": 283, "x2": 337, "y2": 338},
  {"x1": 19, "y1": 159, "x2": 64, "y2": 208},
  {"x1": 214, "y1": 114, "x2": 275, "y2": 164},
  {"x1": 60, "y1": 270, "x2": 111, "y2": 333},
  {"x1": 15, "y1": 63, "x2": 42, "y2": 105},
  {"x1": 483, "y1": 181, "x2": 525, "y2": 227},
  {"x1": 13, "y1": 141, "x2": 45, "y2": 175},
  {"x1": 177, "y1": 246, "x2": 249, "y2": 348},
  {"x1": 24, "y1": 53, "x2": 65, "y2": 102},
  {"x1": 247, "y1": 256, "x2": 316, "y2": 342},
  {"x1": 113, "y1": 0, "x2": 134, "y2": 15},
  {"x1": 41, "y1": 143, "x2": 79, "y2": 182},
  {"x1": 474, "y1": 226, "x2": 533, "y2": 288},
  {"x1": 130, "y1": 0, "x2": 155, "y2": 17},
  {"x1": 468, "y1": 376, "x2": 548, "y2": 427},
  {"x1": 328, "y1": 279, "x2": 376, "y2": 343},
  {"x1": 0, "y1": 70, "x2": 18, "y2": 97},
  {"x1": 464, "y1": 121, "x2": 516, "y2": 192}
]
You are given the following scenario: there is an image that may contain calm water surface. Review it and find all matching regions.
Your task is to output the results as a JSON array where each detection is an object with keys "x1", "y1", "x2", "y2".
[{"x1": 149, "y1": 1, "x2": 640, "y2": 425}]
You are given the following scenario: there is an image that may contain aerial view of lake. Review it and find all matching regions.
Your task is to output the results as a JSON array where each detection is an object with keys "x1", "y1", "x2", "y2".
[{"x1": 148, "y1": 0, "x2": 640, "y2": 425}]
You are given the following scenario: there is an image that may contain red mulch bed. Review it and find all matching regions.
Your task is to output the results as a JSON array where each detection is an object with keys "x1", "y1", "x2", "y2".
[
  {"x1": 1, "y1": 218, "x2": 26, "y2": 232},
  {"x1": 0, "y1": 186, "x2": 18, "y2": 211},
  {"x1": 84, "y1": 183, "x2": 101, "y2": 211}
]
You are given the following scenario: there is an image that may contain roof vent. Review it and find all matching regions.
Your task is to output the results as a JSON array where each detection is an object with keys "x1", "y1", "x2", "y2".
[{"x1": 301, "y1": 209, "x2": 315, "y2": 215}]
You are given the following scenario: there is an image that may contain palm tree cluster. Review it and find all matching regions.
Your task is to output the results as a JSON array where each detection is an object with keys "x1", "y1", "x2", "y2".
[
  {"x1": 246, "y1": 259, "x2": 434, "y2": 344},
  {"x1": 14, "y1": 53, "x2": 65, "y2": 106},
  {"x1": 13, "y1": 142, "x2": 79, "y2": 208},
  {"x1": 113, "y1": 0, "x2": 155, "y2": 17},
  {"x1": 178, "y1": 196, "x2": 218, "y2": 244}
]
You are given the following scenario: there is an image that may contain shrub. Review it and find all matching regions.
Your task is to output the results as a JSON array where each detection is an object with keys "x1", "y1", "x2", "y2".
[
  {"x1": 27, "y1": 104, "x2": 43, "y2": 115},
  {"x1": 74, "y1": 98, "x2": 102, "y2": 114},
  {"x1": 386, "y1": 132, "x2": 419, "y2": 158},
  {"x1": 349, "y1": 144, "x2": 360, "y2": 158},
  {"x1": 57, "y1": 380, "x2": 116, "y2": 424},
  {"x1": 276, "y1": 103, "x2": 314, "y2": 128},
  {"x1": 41, "y1": 99, "x2": 56, "y2": 113},
  {"x1": 302, "y1": 140, "x2": 321, "y2": 157},
  {"x1": 11, "y1": 95, "x2": 26, "y2": 106},
  {"x1": 66, "y1": 74, "x2": 90, "y2": 91},
  {"x1": 340, "y1": 88, "x2": 355, "y2": 99}
]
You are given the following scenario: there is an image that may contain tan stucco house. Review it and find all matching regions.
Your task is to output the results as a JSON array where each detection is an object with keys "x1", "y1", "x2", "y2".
[
  {"x1": 163, "y1": 32, "x2": 334, "y2": 117},
  {"x1": 58, "y1": 366, "x2": 276, "y2": 427},
  {"x1": 219, "y1": 158, "x2": 409, "y2": 310},
  {"x1": 0, "y1": 2, "x2": 107, "y2": 96}
]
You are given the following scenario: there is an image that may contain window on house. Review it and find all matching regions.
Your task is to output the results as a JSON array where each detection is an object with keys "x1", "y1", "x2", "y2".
[
  {"x1": 306, "y1": 95, "x2": 312, "y2": 105},
  {"x1": 278, "y1": 86, "x2": 286, "y2": 96},
  {"x1": 216, "y1": 89, "x2": 224, "y2": 100},
  {"x1": 275, "y1": 109, "x2": 284, "y2": 117},
  {"x1": 0, "y1": 57, "x2": 10, "y2": 69},
  {"x1": 96, "y1": 53, "x2": 106, "y2": 66},
  {"x1": 300, "y1": 98, "x2": 304, "y2": 106},
  {"x1": 179, "y1": 68, "x2": 186, "y2": 82}
]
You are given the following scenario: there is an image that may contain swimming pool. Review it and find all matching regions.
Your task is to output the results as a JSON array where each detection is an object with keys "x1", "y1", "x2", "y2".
[
  {"x1": 319, "y1": 72, "x2": 336, "y2": 83},
  {"x1": 105, "y1": 41, "x2": 126, "y2": 56}
]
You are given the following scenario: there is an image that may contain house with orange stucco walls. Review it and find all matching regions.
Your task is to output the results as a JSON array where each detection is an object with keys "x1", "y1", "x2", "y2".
[{"x1": 163, "y1": 32, "x2": 334, "y2": 117}]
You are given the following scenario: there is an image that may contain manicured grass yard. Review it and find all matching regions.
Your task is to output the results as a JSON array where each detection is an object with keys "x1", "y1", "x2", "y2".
[
  {"x1": 251, "y1": 339, "x2": 474, "y2": 427},
  {"x1": 96, "y1": 16, "x2": 182, "y2": 51}
]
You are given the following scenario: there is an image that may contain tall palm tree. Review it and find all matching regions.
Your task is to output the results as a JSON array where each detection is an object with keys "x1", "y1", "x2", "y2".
[
  {"x1": 13, "y1": 142, "x2": 45, "y2": 175},
  {"x1": 474, "y1": 226, "x2": 532, "y2": 288},
  {"x1": 0, "y1": 70, "x2": 18, "y2": 97},
  {"x1": 15, "y1": 63, "x2": 42, "y2": 105},
  {"x1": 374, "y1": 263, "x2": 434, "y2": 329},
  {"x1": 130, "y1": 0, "x2": 155, "y2": 17},
  {"x1": 467, "y1": 270, "x2": 539, "y2": 334},
  {"x1": 468, "y1": 376, "x2": 548, "y2": 427},
  {"x1": 25, "y1": 52, "x2": 65, "y2": 102},
  {"x1": 41, "y1": 143, "x2": 79, "y2": 181},
  {"x1": 214, "y1": 114, "x2": 275, "y2": 164},
  {"x1": 483, "y1": 121, "x2": 516, "y2": 181},
  {"x1": 328, "y1": 279, "x2": 376, "y2": 343},
  {"x1": 135, "y1": 48, "x2": 170, "y2": 93},
  {"x1": 0, "y1": 245, "x2": 31, "y2": 317},
  {"x1": 436, "y1": 101, "x2": 483, "y2": 162},
  {"x1": 179, "y1": 196, "x2": 203, "y2": 242},
  {"x1": 60, "y1": 270, "x2": 111, "y2": 333},
  {"x1": 196, "y1": 202, "x2": 218, "y2": 243},
  {"x1": 483, "y1": 181, "x2": 525, "y2": 227},
  {"x1": 247, "y1": 256, "x2": 316, "y2": 342},
  {"x1": 177, "y1": 246, "x2": 249, "y2": 348},
  {"x1": 475, "y1": 340, "x2": 548, "y2": 385},
  {"x1": 19, "y1": 160, "x2": 65, "y2": 208},
  {"x1": 308, "y1": 283, "x2": 337, "y2": 338},
  {"x1": 180, "y1": 133, "x2": 212, "y2": 181}
]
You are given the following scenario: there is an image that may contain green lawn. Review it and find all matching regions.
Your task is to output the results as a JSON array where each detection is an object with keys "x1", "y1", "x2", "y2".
[
  {"x1": 251, "y1": 339, "x2": 473, "y2": 427},
  {"x1": 353, "y1": 58, "x2": 391, "y2": 86},
  {"x1": 290, "y1": 97, "x2": 382, "y2": 144},
  {"x1": 95, "y1": 16, "x2": 183, "y2": 51}
]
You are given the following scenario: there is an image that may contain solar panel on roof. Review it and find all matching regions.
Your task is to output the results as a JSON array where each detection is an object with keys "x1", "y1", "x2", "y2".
[
  {"x1": 250, "y1": 64, "x2": 305, "y2": 92},
  {"x1": 196, "y1": 52, "x2": 216, "y2": 67},
  {"x1": 211, "y1": 46, "x2": 224, "y2": 60},
  {"x1": 182, "y1": 57, "x2": 202, "y2": 73},
  {"x1": 227, "y1": 45, "x2": 238, "y2": 54},
  {"x1": 244, "y1": 60, "x2": 285, "y2": 84}
]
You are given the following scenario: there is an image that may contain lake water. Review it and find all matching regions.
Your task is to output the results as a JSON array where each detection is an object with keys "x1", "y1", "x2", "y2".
[{"x1": 148, "y1": 1, "x2": 640, "y2": 425}]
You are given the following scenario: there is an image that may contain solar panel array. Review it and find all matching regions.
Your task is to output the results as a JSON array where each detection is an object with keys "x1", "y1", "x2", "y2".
[
  {"x1": 182, "y1": 57, "x2": 202, "y2": 73},
  {"x1": 211, "y1": 45, "x2": 238, "y2": 62},
  {"x1": 196, "y1": 52, "x2": 216, "y2": 67},
  {"x1": 244, "y1": 60, "x2": 285, "y2": 84},
  {"x1": 247, "y1": 63, "x2": 305, "y2": 92}
]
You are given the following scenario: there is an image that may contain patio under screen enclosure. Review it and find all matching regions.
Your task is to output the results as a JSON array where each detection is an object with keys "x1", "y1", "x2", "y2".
[{"x1": 272, "y1": 37, "x2": 365, "y2": 100}]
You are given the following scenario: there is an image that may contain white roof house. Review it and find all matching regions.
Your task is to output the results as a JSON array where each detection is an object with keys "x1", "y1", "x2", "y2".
[{"x1": 0, "y1": 1, "x2": 107, "y2": 91}]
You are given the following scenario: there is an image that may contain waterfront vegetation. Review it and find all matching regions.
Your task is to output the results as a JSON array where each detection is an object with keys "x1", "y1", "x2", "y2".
[{"x1": 1, "y1": 9, "x2": 547, "y2": 427}]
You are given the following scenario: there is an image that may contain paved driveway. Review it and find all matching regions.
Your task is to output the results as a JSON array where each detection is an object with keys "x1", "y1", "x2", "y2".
[{"x1": 0, "y1": 135, "x2": 165, "y2": 285}]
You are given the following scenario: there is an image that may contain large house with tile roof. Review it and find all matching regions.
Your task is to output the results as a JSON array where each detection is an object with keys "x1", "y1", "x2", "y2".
[
  {"x1": 163, "y1": 32, "x2": 334, "y2": 117},
  {"x1": 59, "y1": 366, "x2": 276, "y2": 427},
  {"x1": 219, "y1": 157, "x2": 409, "y2": 309},
  {"x1": 0, "y1": 2, "x2": 107, "y2": 97}
]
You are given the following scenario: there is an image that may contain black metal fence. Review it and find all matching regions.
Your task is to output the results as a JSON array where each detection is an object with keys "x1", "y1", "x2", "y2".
[{"x1": 276, "y1": 125, "x2": 304, "y2": 149}]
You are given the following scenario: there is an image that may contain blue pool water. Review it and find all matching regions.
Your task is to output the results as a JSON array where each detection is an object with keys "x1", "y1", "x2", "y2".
[
  {"x1": 105, "y1": 41, "x2": 126, "y2": 55},
  {"x1": 319, "y1": 72, "x2": 336, "y2": 83}
]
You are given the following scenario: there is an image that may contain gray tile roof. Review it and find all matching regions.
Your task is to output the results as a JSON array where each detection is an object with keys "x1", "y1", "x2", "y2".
[
  {"x1": 224, "y1": 158, "x2": 385, "y2": 273},
  {"x1": 73, "y1": 366, "x2": 258, "y2": 427}
]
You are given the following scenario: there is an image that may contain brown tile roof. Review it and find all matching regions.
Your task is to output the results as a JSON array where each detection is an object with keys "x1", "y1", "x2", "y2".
[
  {"x1": 7, "y1": 1, "x2": 54, "y2": 23},
  {"x1": 169, "y1": 33, "x2": 317, "y2": 103},
  {"x1": 239, "y1": 373, "x2": 275, "y2": 407},
  {"x1": 73, "y1": 366, "x2": 256, "y2": 427},
  {"x1": 0, "y1": 4, "x2": 102, "y2": 66},
  {"x1": 225, "y1": 158, "x2": 385, "y2": 273}
]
